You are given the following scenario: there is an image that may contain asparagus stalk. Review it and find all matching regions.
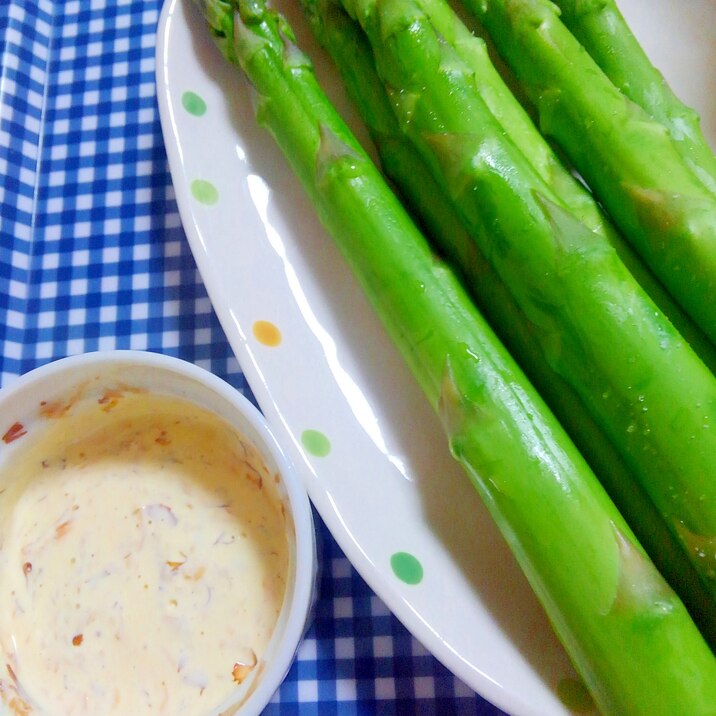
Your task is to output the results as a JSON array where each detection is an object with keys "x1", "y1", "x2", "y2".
[
  {"x1": 405, "y1": 0, "x2": 716, "y2": 371},
  {"x1": 302, "y1": 0, "x2": 716, "y2": 646},
  {"x1": 552, "y1": 0, "x2": 716, "y2": 196},
  {"x1": 336, "y1": 0, "x2": 716, "y2": 615},
  {"x1": 458, "y1": 0, "x2": 716, "y2": 345},
  {"x1": 194, "y1": 0, "x2": 716, "y2": 712}
]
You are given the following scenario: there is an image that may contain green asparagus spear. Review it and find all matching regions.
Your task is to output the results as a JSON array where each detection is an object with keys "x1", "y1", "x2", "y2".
[
  {"x1": 552, "y1": 0, "x2": 716, "y2": 196},
  {"x1": 302, "y1": 0, "x2": 716, "y2": 647},
  {"x1": 194, "y1": 0, "x2": 716, "y2": 711},
  {"x1": 458, "y1": 0, "x2": 716, "y2": 345},
  {"x1": 336, "y1": 0, "x2": 716, "y2": 613},
  {"x1": 403, "y1": 0, "x2": 716, "y2": 371}
]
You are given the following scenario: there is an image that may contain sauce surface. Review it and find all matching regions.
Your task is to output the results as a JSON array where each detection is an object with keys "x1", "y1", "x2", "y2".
[{"x1": 0, "y1": 389, "x2": 290, "y2": 715}]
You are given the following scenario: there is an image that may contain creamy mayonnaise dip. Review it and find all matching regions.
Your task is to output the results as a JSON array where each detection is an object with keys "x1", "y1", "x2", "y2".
[{"x1": 0, "y1": 388, "x2": 290, "y2": 715}]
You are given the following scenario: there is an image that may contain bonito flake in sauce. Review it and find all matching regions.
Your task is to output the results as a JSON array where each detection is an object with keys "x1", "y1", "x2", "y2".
[{"x1": 0, "y1": 389, "x2": 290, "y2": 715}]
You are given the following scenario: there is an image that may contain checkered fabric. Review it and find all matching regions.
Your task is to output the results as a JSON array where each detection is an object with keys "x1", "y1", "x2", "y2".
[{"x1": 0, "y1": 1, "x2": 506, "y2": 713}]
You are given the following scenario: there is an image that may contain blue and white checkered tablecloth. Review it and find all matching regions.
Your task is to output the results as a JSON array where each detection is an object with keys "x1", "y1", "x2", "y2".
[{"x1": 0, "y1": 1, "x2": 508, "y2": 713}]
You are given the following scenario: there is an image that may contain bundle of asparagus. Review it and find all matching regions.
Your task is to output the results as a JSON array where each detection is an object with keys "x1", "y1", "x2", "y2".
[
  {"x1": 301, "y1": 0, "x2": 716, "y2": 647},
  {"x1": 332, "y1": 0, "x2": 716, "y2": 623},
  {"x1": 192, "y1": 0, "x2": 716, "y2": 712}
]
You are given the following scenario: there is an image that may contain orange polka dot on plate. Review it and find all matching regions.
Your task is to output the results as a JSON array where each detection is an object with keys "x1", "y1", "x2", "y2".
[{"x1": 253, "y1": 320, "x2": 282, "y2": 347}]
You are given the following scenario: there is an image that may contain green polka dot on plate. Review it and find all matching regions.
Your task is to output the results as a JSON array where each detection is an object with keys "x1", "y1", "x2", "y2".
[
  {"x1": 557, "y1": 677, "x2": 594, "y2": 713},
  {"x1": 301, "y1": 429, "x2": 331, "y2": 457},
  {"x1": 191, "y1": 179, "x2": 219, "y2": 205},
  {"x1": 390, "y1": 551, "x2": 423, "y2": 585},
  {"x1": 181, "y1": 90, "x2": 207, "y2": 117}
]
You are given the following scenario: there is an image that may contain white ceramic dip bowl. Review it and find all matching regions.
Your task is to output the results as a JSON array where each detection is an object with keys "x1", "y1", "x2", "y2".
[{"x1": 0, "y1": 350, "x2": 315, "y2": 716}]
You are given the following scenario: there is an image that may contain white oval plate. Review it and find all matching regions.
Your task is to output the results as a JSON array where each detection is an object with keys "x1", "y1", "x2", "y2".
[{"x1": 155, "y1": 2, "x2": 716, "y2": 714}]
